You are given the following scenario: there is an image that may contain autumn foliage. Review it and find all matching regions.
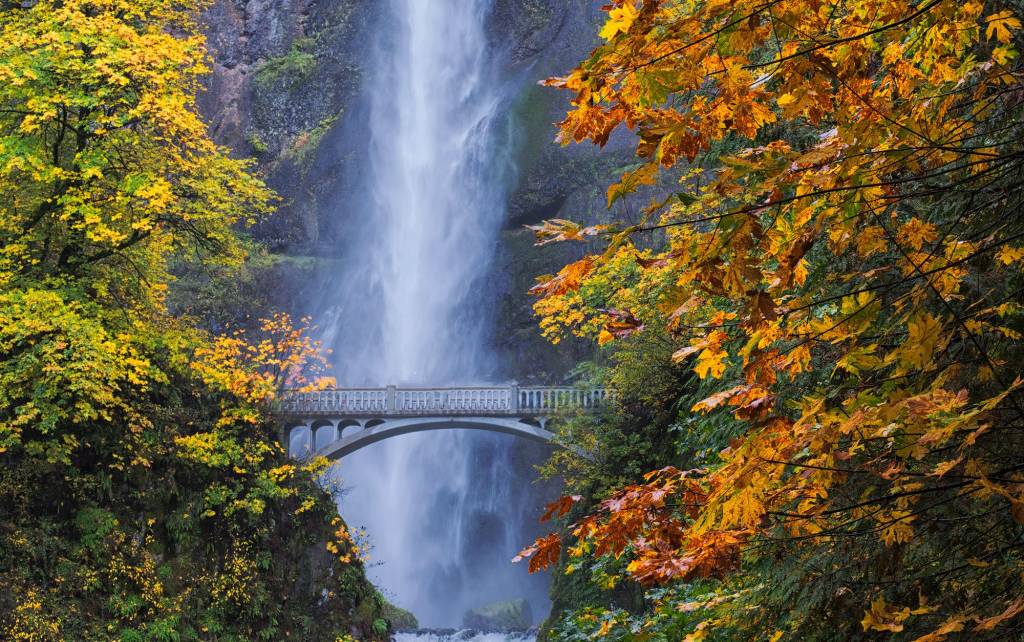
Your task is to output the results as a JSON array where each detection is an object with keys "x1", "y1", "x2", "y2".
[
  {"x1": 0, "y1": 2, "x2": 385, "y2": 639},
  {"x1": 521, "y1": 0, "x2": 1024, "y2": 639}
]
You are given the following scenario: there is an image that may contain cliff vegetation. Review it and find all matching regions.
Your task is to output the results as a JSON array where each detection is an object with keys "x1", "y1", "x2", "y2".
[{"x1": 0, "y1": 1, "x2": 391, "y2": 639}]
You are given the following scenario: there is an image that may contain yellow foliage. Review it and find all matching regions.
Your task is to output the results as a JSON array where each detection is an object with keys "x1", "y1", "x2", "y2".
[{"x1": 522, "y1": 0, "x2": 1024, "y2": 637}]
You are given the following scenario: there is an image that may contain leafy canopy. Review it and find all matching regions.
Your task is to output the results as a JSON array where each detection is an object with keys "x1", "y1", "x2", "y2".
[
  {"x1": 0, "y1": 2, "x2": 381, "y2": 639},
  {"x1": 520, "y1": 0, "x2": 1024, "y2": 639}
]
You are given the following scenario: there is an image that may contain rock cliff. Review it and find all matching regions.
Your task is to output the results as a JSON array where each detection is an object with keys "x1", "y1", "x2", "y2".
[{"x1": 198, "y1": 0, "x2": 633, "y2": 380}]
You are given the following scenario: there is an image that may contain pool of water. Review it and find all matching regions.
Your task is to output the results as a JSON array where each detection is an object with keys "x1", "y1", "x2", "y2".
[{"x1": 393, "y1": 630, "x2": 537, "y2": 642}]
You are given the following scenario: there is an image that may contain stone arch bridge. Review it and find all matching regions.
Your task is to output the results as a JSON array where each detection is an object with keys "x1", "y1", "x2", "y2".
[{"x1": 277, "y1": 386, "x2": 612, "y2": 459}]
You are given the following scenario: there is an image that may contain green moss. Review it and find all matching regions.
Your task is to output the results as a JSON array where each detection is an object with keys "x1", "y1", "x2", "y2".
[
  {"x1": 285, "y1": 114, "x2": 339, "y2": 165},
  {"x1": 379, "y1": 599, "x2": 418, "y2": 630},
  {"x1": 255, "y1": 37, "x2": 316, "y2": 90},
  {"x1": 246, "y1": 131, "x2": 269, "y2": 154}
]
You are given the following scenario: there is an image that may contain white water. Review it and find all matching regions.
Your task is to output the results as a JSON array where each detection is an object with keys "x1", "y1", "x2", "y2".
[
  {"x1": 394, "y1": 632, "x2": 536, "y2": 642},
  {"x1": 317, "y1": 0, "x2": 548, "y2": 634}
]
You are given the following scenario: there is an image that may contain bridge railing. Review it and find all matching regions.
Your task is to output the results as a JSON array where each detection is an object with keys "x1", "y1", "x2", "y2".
[
  {"x1": 279, "y1": 385, "x2": 612, "y2": 416},
  {"x1": 518, "y1": 387, "x2": 611, "y2": 412}
]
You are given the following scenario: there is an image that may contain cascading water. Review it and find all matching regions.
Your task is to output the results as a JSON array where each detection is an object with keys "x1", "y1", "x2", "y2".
[{"x1": 317, "y1": 0, "x2": 548, "y2": 636}]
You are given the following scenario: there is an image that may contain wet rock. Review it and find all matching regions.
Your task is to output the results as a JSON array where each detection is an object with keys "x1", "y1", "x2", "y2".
[
  {"x1": 462, "y1": 598, "x2": 534, "y2": 631},
  {"x1": 381, "y1": 600, "x2": 419, "y2": 630}
]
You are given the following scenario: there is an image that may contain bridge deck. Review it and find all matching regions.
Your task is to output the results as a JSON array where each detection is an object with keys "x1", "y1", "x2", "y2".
[{"x1": 279, "y1": 385, "x2": 611, "y2": 417}]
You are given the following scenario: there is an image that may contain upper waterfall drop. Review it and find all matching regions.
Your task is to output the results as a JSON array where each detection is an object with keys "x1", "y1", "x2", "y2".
[{"x1": 353, "y1": 0, "x2": 509, "y2": 385}]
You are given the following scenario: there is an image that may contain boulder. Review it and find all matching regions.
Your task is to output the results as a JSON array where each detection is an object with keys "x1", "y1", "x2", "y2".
[
  {"x1": 379, "y1": 600, "x2": 419, "y2": 631},
  {"x1": 462, "y1": 598, "x2": 534, "y2": 631}
]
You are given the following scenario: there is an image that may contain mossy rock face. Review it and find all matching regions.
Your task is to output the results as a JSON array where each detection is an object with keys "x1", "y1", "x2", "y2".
[
  {"x1": 379, "y1": 601, "x2": 419, "y2": 630},
  {"x1": 463, "y1": 598, "x2": 534, "y2": 630}
]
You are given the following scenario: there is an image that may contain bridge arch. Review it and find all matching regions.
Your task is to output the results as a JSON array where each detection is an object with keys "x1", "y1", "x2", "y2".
[{"x1": 299, "y1": 416, "x2": 554, "y2": 460}]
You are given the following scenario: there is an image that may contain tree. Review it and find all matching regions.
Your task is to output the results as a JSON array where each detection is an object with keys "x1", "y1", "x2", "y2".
[
  {"x1": 0, "y1": 2, "x2": 386, "y2": 639},
  {"x1": 521, "y1": 1, "x2": 1024, "y2": 639},
  {"x1": 0, "y1": 0, "x2": 271, "y2": 306}
]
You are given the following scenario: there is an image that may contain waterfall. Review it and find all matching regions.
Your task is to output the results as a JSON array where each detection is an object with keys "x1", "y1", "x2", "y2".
[{"x1": 317, "y1": 0, "x2": 548, "y2": 631}]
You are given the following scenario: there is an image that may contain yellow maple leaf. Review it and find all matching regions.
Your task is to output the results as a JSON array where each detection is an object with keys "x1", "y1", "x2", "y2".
[
  {"x1": 992, "y1": 45, "x2": 1017, "y2": 65},
  {"x1": 996, "y1": 245, "x2": 1024, "y2": 265},
  {"x1": 694, "y1": 347, "x2": 728, "y2": 379},
  {"x1": 911, "y1": 616, "x2": 966, "y2": 642},
  {"x1": 975, "y1": 596, "x2": 1024, "y2": 631},
  {"x1": 895, "y1": 312, "x2": 943, "y2": 370},
  {"x1": 862, "y1": 595, "x2": 911, "y2": 632},
  {"x1": 856, "y1": 225, "x2": 888, "y2": 257},
  {"x1": 985, "y1": 10, "x2": 1022, "y2": 44},
  {"x1": 898, "y1": 217, "x2": 939, "y2": 251},
  {"x1": 600, "y1": 2, "x2": 638, "y2": 41}
]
